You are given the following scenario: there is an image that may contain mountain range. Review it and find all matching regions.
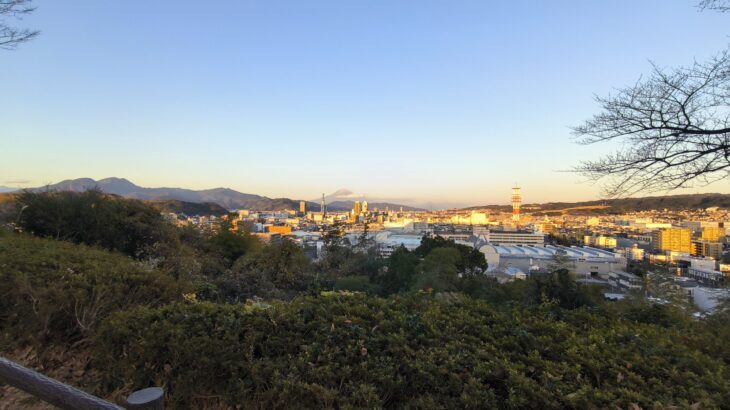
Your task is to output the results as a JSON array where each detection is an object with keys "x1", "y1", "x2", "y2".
[
  {"x1": 23, "y1": 178, "x2": 318, "y2": 211},
  {"x1": 20, "y1": 178, "x2": 421, "y2": 212}
]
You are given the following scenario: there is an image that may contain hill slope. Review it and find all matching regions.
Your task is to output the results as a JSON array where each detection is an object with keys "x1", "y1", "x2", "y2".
[
  {"x1": 29, "y1": 177, "x2": 317, "y2": 211},
  {"x1": 464, "y1": 193, "x2": 730, "y2": 214}
]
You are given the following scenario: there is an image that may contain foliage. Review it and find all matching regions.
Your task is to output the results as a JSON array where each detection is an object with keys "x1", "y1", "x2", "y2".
[
  {"x1": 411, "y1": 247, "x2": 461, "y2": 292},
  {"x1": 0, "y1": 233, "x2": 186, "y2": 347},
  {"x1": 96, "y1": 294, "x2": 730, "y2": 409},
  {"x1": 415, "y1": 235, "x2": 487, "y2": 274},
  {"x1": 4, "y1": 193, "x2": 730, "y2": 409},
  {"x1": 525, "y1": 269, "x2": 602, "y2": 310},
  {"x1": 15, "y1": 189, "x2": 174, "y2": 258},
  {"x1": 208, "y1": 219, "x2": 262, "y2": 265},
  {"x1": 334, "y1": 275, "x2": 381, "y2": 294},
  {"x1": 211, "y1": 238, "x2": 311, "y2": 302},
  {"x1": 374, "y1": 245, "x2": 419, "y2": 295}
]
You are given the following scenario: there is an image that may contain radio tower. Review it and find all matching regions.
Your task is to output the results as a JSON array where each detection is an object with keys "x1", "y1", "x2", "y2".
[{"x1": 511, "y1": 184, "x2": 521, "y2": 224}]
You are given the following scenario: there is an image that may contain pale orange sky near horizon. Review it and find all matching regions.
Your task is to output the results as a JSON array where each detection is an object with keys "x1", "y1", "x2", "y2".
[{"x1": 2, "y1": 1, "x2": 730, "y2": 208}]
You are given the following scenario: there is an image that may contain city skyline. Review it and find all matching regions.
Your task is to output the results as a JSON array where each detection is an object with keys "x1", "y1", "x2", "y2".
[{"x1": 3, "y1": 1, "x2": 730, "y2": 204}]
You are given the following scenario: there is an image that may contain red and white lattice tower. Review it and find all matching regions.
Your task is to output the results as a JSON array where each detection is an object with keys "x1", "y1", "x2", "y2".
[{"x1": 511, "y1": 184, "x2": 521, "y2": 223}]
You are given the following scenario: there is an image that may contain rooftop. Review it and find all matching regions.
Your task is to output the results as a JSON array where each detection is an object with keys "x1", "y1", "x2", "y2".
[{"x1": 480, "y1": 244, "x2": 622, "y2": 260}]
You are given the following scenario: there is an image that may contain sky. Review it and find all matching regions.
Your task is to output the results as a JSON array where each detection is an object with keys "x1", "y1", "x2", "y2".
[{"x1": 1, "y1": 0, "x2": 729, "y2": 208}]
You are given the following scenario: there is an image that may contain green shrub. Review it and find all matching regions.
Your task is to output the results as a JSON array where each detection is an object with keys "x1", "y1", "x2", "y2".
[
  {"x1": 0, "y1": 234, "x2": 187, "y2": 347},
  {"x1": 96, "y1": 294, "x2": 730, "y2": 409},
  {"x1": 15, "y1": 189, "x2": 173, "y2": 258}
]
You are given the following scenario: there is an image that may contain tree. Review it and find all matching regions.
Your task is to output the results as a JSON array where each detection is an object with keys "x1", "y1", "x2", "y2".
[
  {"x1": 415, "y1": 235, "x2": 487, "y2": 274},
  {"x1": 215, "y1": 238, "x2": 310, "y2": 302},
  {"x1": 16, "y1": 189, "x2": 174, "y2": 258},
  {"x1": 1, "y1": 0, "x2": 39, "y2": 50},
  {"x1": 411, "y1": 247, "x2": 461, "y2": 292},
  {"x1": 376, "y1": 245, "x2": 419, "y2": 295},
  {"x1": 573, "y1": 3, "x2": 730, "y2": 197},
  {"x1": 209, "y1": 219, "x2": 261, "y2": 265}
]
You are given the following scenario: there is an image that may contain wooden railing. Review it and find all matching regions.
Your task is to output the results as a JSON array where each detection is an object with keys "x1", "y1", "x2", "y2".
[{"x1": 0, "y1": 356, "x2": 163, "y2": 409}]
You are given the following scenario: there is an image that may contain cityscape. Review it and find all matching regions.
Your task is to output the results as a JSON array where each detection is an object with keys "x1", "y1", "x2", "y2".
[
  {"x1": 167, "y1": 183, "x2": 730, "y2": 313},
  {"x1": 2, "y1": 0, "x2": 730, "y2": 409}
]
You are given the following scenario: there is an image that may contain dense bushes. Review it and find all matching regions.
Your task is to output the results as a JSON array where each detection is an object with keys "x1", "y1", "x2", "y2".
[
  {"x1": 0, "y1": 233, "x2": 187, "y2": 346},
  {"x1": 96, "y1": 293, "x2": 730, "y2": 409},
  {"x1": 3, "y1": 192, "x2": 730, "y2": 408},
  {"x1": 15, "y1": 189, "x2": 173, "y2": 258}
]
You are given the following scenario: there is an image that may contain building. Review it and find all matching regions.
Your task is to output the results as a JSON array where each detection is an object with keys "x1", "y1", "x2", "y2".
[
  {"x1": 511, "y1": 185, "x2": 521, "y2": 223},
  {"x1": 584, "y1": 235, "x2": 617, "y2": 249},
  {"x1": 362, "y1": 201, "x2": 368, "y2": 213},
  {"x1": 701, "y1": 227, "x2": 725, "y2": 242},
  {"x1": 692, "y1": 240, "x2": 723, "y2": 260},
  {"x1": 608, "y1": 270, "x2": 643, "y2": 291},
  {"x1": 686, "y1": 266, "x2": 727, "y2": 285},
  {"x1": 266, "y1": 225, "x2": 292, "y2": 235},
  {"x1": 299, "y1": 201, "x2": 306, "y2": 214},
  {"x1": 483, "y1": 230, "x2": 545, "y2": 246},
  {"x1": 353, "y1": 201, "x2": 361, "y2": 216},
  {"x1": 450, "y1": 212, "x2": 488, "y2": 225},
  {"x1": 624, "y1": 244, "x2": 645, "y2": 261},
  {"x1": 479, "y1": 244, "x2": 626, "y2": 278},
  {"x1": 373, "y1": 232, "x2": 422, "y2": 257},
  {"x1": 652, "y1": 228, "x2": 691, "y2": 253},
  {"x1": 692, "y1": 286, "x2": 730, "y2": 312}
]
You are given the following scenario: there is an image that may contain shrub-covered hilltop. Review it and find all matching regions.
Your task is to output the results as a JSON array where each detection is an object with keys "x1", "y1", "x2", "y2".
[{"x1": 1, "y1": 191, "x2": 729, "y2": 409}]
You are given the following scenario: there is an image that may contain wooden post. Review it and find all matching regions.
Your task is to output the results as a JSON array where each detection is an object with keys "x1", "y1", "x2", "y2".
[{"x1": 125, "y1": 387, "x2": 164, "y2": 410}]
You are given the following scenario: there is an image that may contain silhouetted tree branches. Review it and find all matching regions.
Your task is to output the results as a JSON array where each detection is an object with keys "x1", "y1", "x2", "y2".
[
  {"x1": 573, "y1": 51, "x2": 730, "y2": 196},
  {"x1": 699, "y1": 0, "x2": 730, "y2": 12},
  {"x1": 0, "y1": 0, "x2": 39, "y2": 50},
  {"x1": 573, "y1": 2, "x2": 730, "y2": 197}
]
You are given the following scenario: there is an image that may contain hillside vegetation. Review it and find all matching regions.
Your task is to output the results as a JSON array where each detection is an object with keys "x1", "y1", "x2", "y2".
[
  {"x1": 1, "y1": 191, "x2": 729, "y2": 409},
  {"x1": 466, "y1": 193, "x2": 730, "y2": 214}
]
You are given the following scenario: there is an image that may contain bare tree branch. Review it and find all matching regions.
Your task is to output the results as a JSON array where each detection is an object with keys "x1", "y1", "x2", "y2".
[
  {"x1": 572, "y1": 49, "x2": 730, "y2": 197},
  {"x1": 698, "y1": 0, "x2": 730, "y2": 12},
  {"x1": 0, "y1": 0, "x2": 39, "y2": 50}
]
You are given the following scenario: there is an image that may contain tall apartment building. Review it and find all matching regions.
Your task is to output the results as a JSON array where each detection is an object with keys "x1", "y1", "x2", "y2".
[
  {"x1": 692, "y1": 240, "x2": 723, "y2": 260},
  {"x1": 652, "y1": 228, "x2": 692, "y2": 253},
  {"x1": 701, "y1": 227, "x2": 725, "y2": 242}
]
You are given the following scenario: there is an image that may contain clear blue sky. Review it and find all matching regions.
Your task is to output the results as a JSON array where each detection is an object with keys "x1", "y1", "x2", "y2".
[{"x1": 2, "y1": 0, "x2": 729, "y2": 207}]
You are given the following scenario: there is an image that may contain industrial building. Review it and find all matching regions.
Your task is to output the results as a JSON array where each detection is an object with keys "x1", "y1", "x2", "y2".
[
  {"x1": 478, "y1": 230, "x2": 545, "y2": 246},
  {"x1": 479, "y1": 244, "x2": 626, "y2": 278}
]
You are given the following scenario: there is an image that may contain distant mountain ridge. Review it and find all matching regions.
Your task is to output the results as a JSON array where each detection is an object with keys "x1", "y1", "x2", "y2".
[
  {"x1": 463, "y1": 193, "x2": 730, "y2": 214},
  {"x1": 25, "y1": 178, "x2": 423, "y2": 212},
  {"x1": 319, "y1": 189, "x2": 426, "y2": 212},
  {"x1": 28, "y1": 177, "x2": 321, "y2": 212}
]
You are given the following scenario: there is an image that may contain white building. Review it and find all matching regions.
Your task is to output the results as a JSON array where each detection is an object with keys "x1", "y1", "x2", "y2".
[
  {"x1": 686, "y1": 266, "x2": 726, "y2": 285},
  {"x1": 480, "y1": 230, "x2": 545, "y2": 246},
  {"x1": 479, "y1": 244, "x2": 626, "y2": 278}
]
